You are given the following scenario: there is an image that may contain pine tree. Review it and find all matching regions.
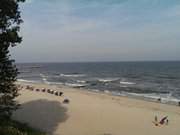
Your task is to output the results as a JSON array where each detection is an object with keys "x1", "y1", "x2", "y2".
[{"x1": 0, "y1": 0, "x2": 25, "y2": 120}]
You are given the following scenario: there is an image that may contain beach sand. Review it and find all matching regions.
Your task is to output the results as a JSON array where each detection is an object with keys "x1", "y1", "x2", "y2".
[{"x1": 13, "y1": 82, "x2": 180, "y2": 135}]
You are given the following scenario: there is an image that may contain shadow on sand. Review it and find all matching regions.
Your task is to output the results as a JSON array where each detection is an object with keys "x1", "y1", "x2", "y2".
[{"x1": 13, "y1": 99, "x2": 68, "y2": 135}]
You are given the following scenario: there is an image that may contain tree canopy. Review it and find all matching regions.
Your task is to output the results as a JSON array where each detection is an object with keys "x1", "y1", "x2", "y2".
[{"x1": 0, "y1": 0, "x2": 25, "y2": 120}]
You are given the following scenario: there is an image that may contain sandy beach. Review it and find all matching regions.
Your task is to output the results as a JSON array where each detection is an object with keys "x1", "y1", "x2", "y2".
[{"x1": 13, "y1": 82, "x2": 180, "y2": 135}]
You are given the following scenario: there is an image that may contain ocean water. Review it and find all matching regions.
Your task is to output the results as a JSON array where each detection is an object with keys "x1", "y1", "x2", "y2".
[{"x1": 17, "y1": 62, "x2": 180, "y2": 104}]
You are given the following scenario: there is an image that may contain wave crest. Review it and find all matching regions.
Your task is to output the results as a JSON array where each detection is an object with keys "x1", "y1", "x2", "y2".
[
  {"x1": 60, "y1": 74, "x2": 86, "y2": 77},
  {"x1": 120, "y1": 81, "x2": 136, "y2": 85}
]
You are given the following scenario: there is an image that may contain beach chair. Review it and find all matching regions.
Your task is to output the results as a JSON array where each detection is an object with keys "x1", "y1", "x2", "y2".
[
  {"x1": 42, "y1": 88, "x2": 46, "y2": 92},
  {"x1": 36, "y1": 88, "x2": 40, "y2": 92},
  {"x1": 47, "y1": 89, "x2": 51, "y2": 93},
  {"x1": 59, "y1": 92, "x2": 63, "y2": 96},
  {"x1": 55, "y1": 91, "x2": 59, "y2": 96}
]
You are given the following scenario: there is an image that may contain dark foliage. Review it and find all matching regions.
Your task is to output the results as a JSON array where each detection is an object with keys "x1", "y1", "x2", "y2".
[
  {"x1": 0, "y1": 0, "x2": 25, "y2": 120},
  {"x1": 0, "y1": 120, "x2": 46, "y2": 135}
]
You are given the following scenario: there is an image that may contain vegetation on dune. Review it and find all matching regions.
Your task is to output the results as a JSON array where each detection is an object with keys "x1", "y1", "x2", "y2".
[
  {"x1": 0, "y1": 0, "x2": 24, "y2": 120},
  {"x1": 0, "y1": 1, "x2": 45, "y2": 135},
  {"x1": 0, "y1": 120, "x2": 46, "y2": 135}
]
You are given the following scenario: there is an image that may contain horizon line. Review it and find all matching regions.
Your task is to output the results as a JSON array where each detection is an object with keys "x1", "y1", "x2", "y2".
[{"x1": 16, "y1": 60, "x2": 180, "y2": 64}]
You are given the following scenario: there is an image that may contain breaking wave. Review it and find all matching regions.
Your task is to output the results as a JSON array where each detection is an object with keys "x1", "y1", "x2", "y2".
[
  {"x1": 65, "y1": 83, "x2": 87, "y2": 88},
  {"x1": 17, "y1": 79, "x2": 38, "y2": 83},
  {"x1": 120, "y1": 81, "x2": 136, "y2": 85},
  {"x1": 98, "y1": 78, "x2": 119, "y2": 83},
  {"x1": 60, "y1": 73, "x2": 86, "y2": 77}
]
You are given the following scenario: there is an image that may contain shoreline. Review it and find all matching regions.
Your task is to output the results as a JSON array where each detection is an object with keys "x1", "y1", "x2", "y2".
[
  {"x1": 17, "y1": 80, "x2": 180, "y2": 107},
  {"x1": 16, "y1": 81, "x2": 180, "y2": 113}
]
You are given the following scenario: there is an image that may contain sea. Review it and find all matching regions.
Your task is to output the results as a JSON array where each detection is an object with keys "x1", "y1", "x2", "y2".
[{"x1": 17, "y1": 61, "x2": 180, "y2": 105}]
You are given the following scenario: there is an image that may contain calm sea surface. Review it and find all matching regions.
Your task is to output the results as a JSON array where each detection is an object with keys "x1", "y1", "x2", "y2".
[{"x1": 17, "y1": 62, "x2": 180, "y2": 103}]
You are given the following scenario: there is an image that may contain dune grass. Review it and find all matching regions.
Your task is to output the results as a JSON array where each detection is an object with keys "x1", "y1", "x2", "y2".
[{"x1": 0, "y1": 119, "x2": 46, "y2": 135}]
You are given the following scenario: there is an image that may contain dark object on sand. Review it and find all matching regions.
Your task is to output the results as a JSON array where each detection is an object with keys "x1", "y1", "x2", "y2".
[
  {"x1": 157, "y1": 98, "x2": 161, "y2": 102},
  {"x1": 178, "y1": 101, "x2": 180, "y2": 106},
  {"x1": 159, "y1": 116, "x2": 168, "y2": 125},
  {"x1": 166, "y1": 119, "x2": 169, "y2": 125},
  {"x1": 155, "y1": 116, "x2": 158, "y2": 122},
  {"x1": 63, "y1": 99, "x2": 70, "y2": 104},
  {"x1": 18, "y1": 85, "x2": 23, "y2": 90},
  {"x1": 26, "y1": 86, "x2": 34, "y2": 91},
  {"x1": 26, "y1": 85, "x2": 30, "y2": 89},
  {"x1": 59, "y1": 92, "x2": 63, "y2": 96},
  {"x1": 50, "y1": 90, "x2": 54, "y2": 94},
  {"x1": 153, "y1": 116, "x2": 159, "y2": 126},
  {"x1": 36, "y1": 89, "x2": 40, "y2": 92},
  {"x1": 55, "y1": 91, "x2": 59, "y2": 96},
  {"x1": 42, "y1": 88, "x2": 46, "y2": 92},
  {"x1": 47, "y1": 89, "x2": 51, "y2": 93}
]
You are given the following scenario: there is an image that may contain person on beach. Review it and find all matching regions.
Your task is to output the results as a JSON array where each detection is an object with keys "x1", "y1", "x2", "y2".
[
  {"x1": 154, "y1": 116, "x2": 159, "y2": 126},
  {"x1": 155, "y1": 116, "x2": 158, "y2": 122},
  {"x1": 157, "y1": 98, "x2": 161, "y2": 102},
  {"x1": 166, "y1": 119, "x2": 169, "y2": 125}
]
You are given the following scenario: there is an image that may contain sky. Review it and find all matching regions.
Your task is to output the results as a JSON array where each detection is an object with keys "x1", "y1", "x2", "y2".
[{"x1": 11, "y1": 0, "x2": 180, "y2": 62}]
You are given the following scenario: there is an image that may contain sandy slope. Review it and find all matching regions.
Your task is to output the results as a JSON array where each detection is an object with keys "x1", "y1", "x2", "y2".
[{"x1": 13, "y1": 83, "x2": 180, "y2": 135}]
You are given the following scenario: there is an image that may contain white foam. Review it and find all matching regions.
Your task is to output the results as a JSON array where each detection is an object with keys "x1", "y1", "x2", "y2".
[
  {"x1": 60, "y1": 74, "x2": 86, "y2": 77},
  {"x1": 120, "y1": 85, "x2": 128, "y2": 88},
  {"x1": 42, "y1": 78, "x2": 47, "y2": 81},
  {"x1": 104, "y1": 90, "x2": 110, "y2": 93},
  {"x1": 91, "y1": 89, "x2": 100, "y2": 92},
  {"x1": 76, "y1": 80, "x2": 87, "y2": 83},
  {"x1": 42, "y1": 79, "x2": 50, "y2": 85},
  {"x1": 44, "y1": 81, "x2": 51, "y2": 85},
  {"x1": 120, "y1": 81, "x2": 136, "y2": 85},
  {"x1": 121, "y1": 92, "x2": 160, "y2": 99},
  {"x1": 50, "y1": 82, "x2": 63, "y2": 85},
  {"x1": 40, "y1": 74, "x2": 48, "y2": 78},
  {"x1": 98, "y1": 78, "x2": 119, "y2": 83},
  {"x1": 65, "y1": 83, "x2": 87, "y2": 88},
  {"x1": 17, "y1": 79, "x2": 37, "y2": 83},
  {"x1": 121, "y1": 91, "x2": 180, "y2": 103},
  {"x1": 40, "y1": 74, "x2": 51, "y2": 84}
]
